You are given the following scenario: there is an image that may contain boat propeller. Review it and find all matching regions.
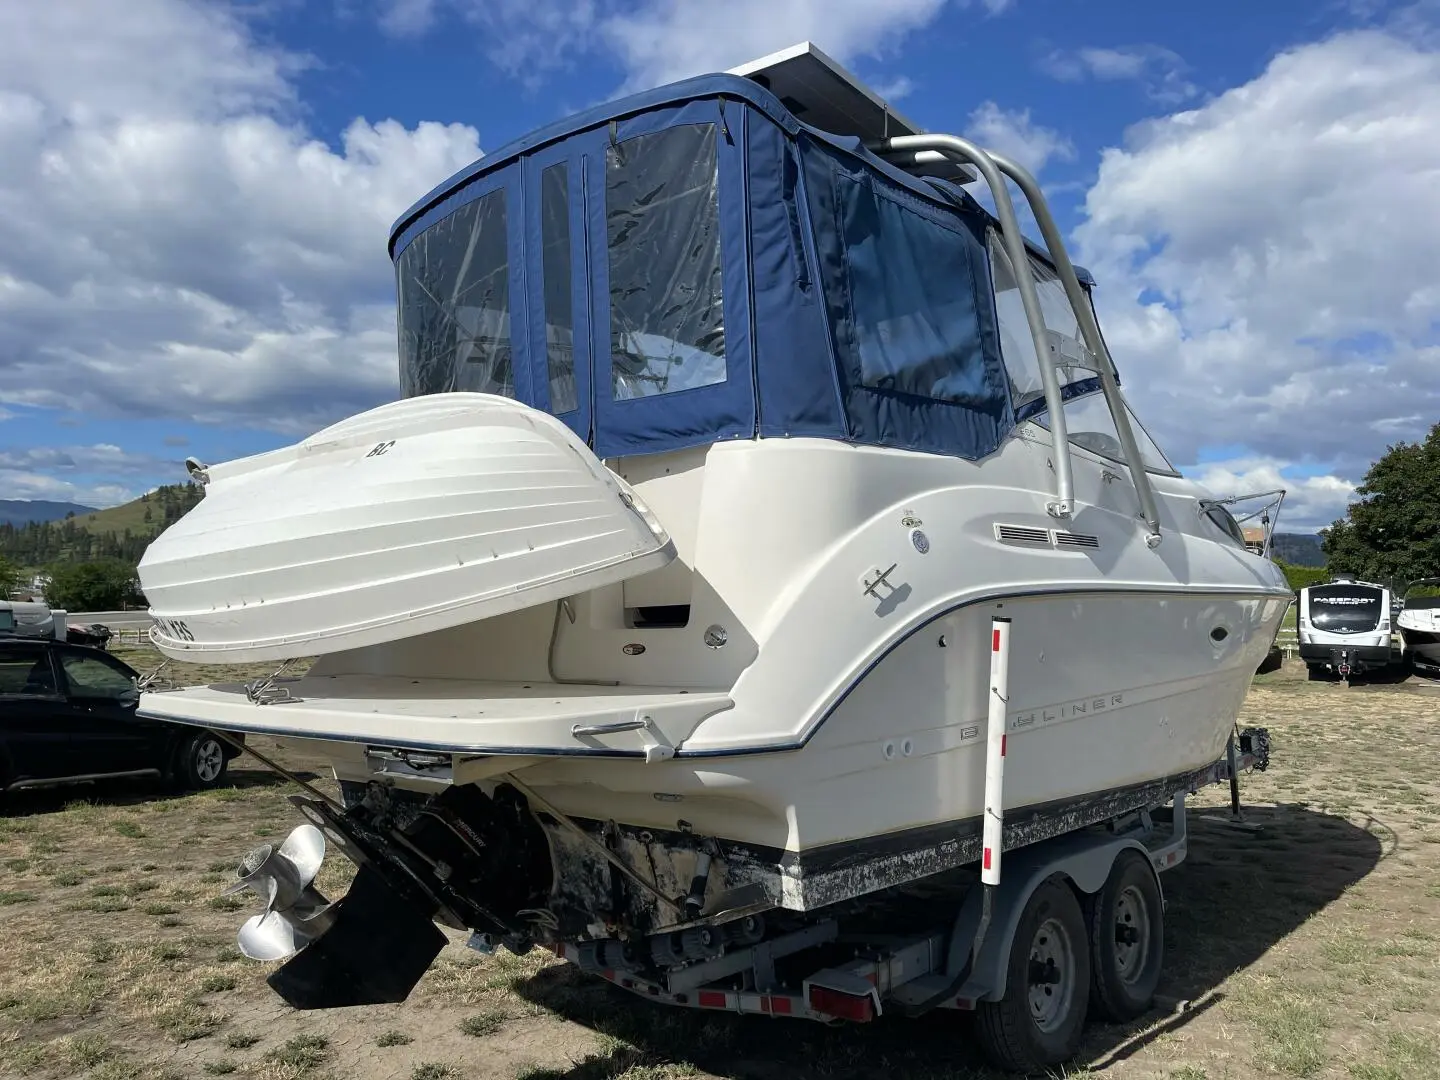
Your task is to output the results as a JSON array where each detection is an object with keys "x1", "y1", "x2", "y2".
[{"x1": 222, "y1": 823, "x2": 337, "y2": 961}]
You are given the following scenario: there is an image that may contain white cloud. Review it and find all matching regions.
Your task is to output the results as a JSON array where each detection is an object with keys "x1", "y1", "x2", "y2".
[
  {"x1": 1077, "y1": 29, "x2": 1440, "y2": 509},
  {"x1": 379, "y1": 0, "x2": 1012, "y2": 92},
  {"x1": 0, "y1": 2, "x2": 301, "y2": 123},
  {"x1": 598, "y1": 0, "x2": 953, "y2": 89},
  {"x1": 0, "y1": 467, "x2": 136, "y2": 508},
  {"x1": 1041, "y1": 43, "x2": 1198, "y2": 104},
  {"x1": 1186, "y1": 457, "x2": 1357, "y2": 533},
  {"x1": 870, "y1": 75, "x2": 916, "y2": 102},
  {"x1": 0, "y1": 0, "x2": 484, "y2": 437},
  {"x1": 0, "y1": 443, "x2": 175, "y2": 478},
  {"x1": 377, "y1": 0, "x2": 439, "y2": 37},
  {"x1": 967, "y1": 101, "x2": 1075, "y2": 176}
]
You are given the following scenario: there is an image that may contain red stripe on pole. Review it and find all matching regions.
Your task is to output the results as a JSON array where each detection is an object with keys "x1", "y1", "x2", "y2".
[
  {"x1": 992, "y1": 629, "x2": 1001, "y2": 652},
  {"x1": 983, "y1": 847, "x2": 992, "y2": 870},
  {"x1": 1000, "y1": 734, "x2": 1006, "y2": 757}
]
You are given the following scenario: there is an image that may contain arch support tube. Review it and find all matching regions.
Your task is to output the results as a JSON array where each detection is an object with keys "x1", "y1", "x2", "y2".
[
  {"x1": 985, "y1": 152, "x2": 1163, "y2": 547},
  {"x1": 870, "y1": 134, "x2": 1164, "y2": 545},
  {"x1": 869, "y1": 133, "x2": 1074, "y2": 520}
]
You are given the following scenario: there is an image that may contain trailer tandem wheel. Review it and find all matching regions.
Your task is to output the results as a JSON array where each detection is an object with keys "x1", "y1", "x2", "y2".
[
  {"x1": 975, "y1": 876, "x2": 1091, "y2": 1073},
  {"x1": 1086, "y1": 848, "x2": 1164, "y2": 1022}
]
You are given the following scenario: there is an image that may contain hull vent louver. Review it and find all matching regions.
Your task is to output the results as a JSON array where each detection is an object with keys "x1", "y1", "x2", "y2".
[
  {"x1": 1054, "y1": 531, "x2": 1101, "y2": 549},
  {"x1": 995, "y1": 524, "x2": 1053, "y2": 547}
]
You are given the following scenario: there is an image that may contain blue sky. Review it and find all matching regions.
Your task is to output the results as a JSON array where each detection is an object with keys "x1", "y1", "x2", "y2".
[{"x1": 1, "y1": 0, "x2": 1436, "y2": 530}]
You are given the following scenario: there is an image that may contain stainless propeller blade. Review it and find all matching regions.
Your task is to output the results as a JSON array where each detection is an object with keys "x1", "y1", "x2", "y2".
[
  {"x1": 221, "y1": 823, "x2": 336, "y2": 961},
  {"x1": 222, "y1": 823, "x2": 326, "y2": 914}
]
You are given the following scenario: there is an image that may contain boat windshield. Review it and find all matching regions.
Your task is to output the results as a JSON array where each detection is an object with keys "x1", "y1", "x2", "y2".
[
  {"x1": 1308, "y1": 586, "x2": 1384, "y2": 632},
  {"x1": 988, "y1": 230, "x2": 1177, "y2": 476},
  {"x1": 1404, "y1": 581, "x2": 1440, "y2": 609},
  {"x1": 989, "y1": 230, "x2": 1091, "y2": 414}
]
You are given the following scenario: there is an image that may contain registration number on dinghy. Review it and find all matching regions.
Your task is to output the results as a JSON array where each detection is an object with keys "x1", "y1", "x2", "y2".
[{"x1": 155, "y1": 617, "x2": 195, "y2": 642}]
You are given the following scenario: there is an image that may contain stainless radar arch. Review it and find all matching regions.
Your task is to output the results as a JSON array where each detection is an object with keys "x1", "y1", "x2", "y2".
[{"x1": 871, "y1": 135, "x2": 1165, "y2": 548}]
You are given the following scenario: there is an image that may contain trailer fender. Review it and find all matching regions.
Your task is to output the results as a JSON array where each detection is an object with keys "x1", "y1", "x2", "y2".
[{"x1": 951, "y1": 833, "x2": 1162, "y2": 1004}]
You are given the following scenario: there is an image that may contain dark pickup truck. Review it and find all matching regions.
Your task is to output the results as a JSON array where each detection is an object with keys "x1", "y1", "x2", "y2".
[{"x1": 0, "y1": 635, "x2": 241, "y2": 795}]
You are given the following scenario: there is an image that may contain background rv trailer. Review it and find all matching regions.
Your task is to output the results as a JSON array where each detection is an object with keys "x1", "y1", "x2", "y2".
[{"x1": 1296, "y1": 577, "x2": 1400, "y2": 681}]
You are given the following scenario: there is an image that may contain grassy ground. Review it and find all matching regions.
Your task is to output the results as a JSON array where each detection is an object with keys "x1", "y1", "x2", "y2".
[{"x1": 1, "y1": 648, "x2": 1438, "y2": 1080}]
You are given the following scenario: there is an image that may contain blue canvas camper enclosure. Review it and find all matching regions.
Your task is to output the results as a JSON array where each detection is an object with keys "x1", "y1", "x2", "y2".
[{"x1": 388, "y1": 72, "x2": 1079, "y2": 465}]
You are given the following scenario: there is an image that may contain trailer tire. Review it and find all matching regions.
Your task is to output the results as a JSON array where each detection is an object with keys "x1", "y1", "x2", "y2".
[
  {"x1": 1087, "y1": 850, "x2": 1163, "y2": 1022},
  {"x1": 975, "y1": 877, "x2": 1090, "y2": 1074}
]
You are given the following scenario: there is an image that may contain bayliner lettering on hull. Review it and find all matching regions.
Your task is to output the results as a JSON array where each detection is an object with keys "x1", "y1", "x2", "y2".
[{"x1": 1012, "y1": 693, "x2": 1125, "y2": 730}]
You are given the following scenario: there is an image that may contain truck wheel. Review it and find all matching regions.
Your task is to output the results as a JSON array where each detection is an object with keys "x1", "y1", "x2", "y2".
[
  {"x1": 975, "y1": 877, "x2": 1091, "y2": 1074},
  {"x1": 178, "y1": 732, "x2": 229, "y2": 791},
  {"x1": 1088, "y1": 850, "x2": 1164, "y2": 1022}
]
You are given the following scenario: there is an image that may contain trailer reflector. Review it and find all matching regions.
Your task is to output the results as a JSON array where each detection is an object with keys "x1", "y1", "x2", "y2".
[{"x1": 807, "y1": 986, "x2": 875, "y2": 1022}]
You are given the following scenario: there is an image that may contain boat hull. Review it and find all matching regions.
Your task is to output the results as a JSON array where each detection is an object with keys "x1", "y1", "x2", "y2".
[
  {"x1": 142, "y1": 585, "x2": 1284, "y2": 911},
  {"x1": 1400, "y1": 615, "x2": 1440, "y2": 671}
]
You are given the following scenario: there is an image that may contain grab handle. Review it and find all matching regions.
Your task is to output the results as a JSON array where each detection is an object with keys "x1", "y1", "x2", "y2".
[
  {"x1": 570, "y1": 715, "x2": 675, "y2": 763},
  {"x1": 571, "y1": 719, "x2": 647, "y2": 737}
]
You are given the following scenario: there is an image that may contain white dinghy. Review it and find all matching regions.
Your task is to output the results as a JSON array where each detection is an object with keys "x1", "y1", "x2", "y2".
[
  {"x1": 138, "y1": 43, "x2": 1291, "y2": 1073},
  {"x1": 143, "y1": 394, "x2": 672, "y2": 663}
]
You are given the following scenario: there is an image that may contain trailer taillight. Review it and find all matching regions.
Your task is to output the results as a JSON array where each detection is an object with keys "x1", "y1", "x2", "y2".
[{"x1": 807, "y1": 986, "x2": 876, "y2": 1022}]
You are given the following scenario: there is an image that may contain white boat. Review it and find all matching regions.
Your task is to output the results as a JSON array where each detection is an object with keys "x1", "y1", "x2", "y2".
[
  {"x1": 1398, "y1": 578, "x2": 1440, "y2": 673},
  {"x1": 137, "y1": 41, "x2": 1290, "y2": 1054}
]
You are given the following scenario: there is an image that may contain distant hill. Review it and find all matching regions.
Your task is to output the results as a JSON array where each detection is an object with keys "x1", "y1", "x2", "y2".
[
  {"x1": 1272, "y1": 532, "x2": 1325, "y2": 567},
  {"x1": 71, "y1": 485, "x2": 202, "y2": 536},
  {"x1": 0, "y1": 483, "x2": 203, "y2": 567},
  {"x1": 0, "y1": 500, "x2": 98, "y2": 527}
]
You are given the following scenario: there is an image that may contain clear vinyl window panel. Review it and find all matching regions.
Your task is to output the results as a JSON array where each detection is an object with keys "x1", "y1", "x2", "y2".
[
  {"x1": 1031, "y1": 389, "x2": 1178, "y2": 475},
  {"x1": 605, "y1": 123, "x2": 726, "y2": 400},
  {"x1": 397, "y1": 188, "x2": 514, "y2": 398},
  {"x1": 836, "y1": 180, "x2": 992, "y2": 404},
  {"x1": 540, "y1": 163, "x2": 578, "y2": 414}
]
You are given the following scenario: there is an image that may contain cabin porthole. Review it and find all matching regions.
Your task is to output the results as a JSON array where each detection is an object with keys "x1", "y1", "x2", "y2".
[{"x1": 1209, "y1": 627, "x2": 1229, "y2": 643}]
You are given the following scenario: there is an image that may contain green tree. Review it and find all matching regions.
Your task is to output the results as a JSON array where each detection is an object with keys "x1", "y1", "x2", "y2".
[
  {"x1": 43, "y1": 559, "x2": 145, "y2": 612},
  {"x1": 1321, "y1": 422, "x2": 1440, "y2": 586},
  {"x1": 1276, "y1": 560, "x2": 1329, "y2": 593},
  {"x1": 0, "y1": 554, "x2": 20, "y2": 597}
]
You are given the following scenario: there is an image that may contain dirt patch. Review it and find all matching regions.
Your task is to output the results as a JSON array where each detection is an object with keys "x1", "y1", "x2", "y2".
[{"x1": 1, "y1": 650, "x2": 1437, "y2": 1079}]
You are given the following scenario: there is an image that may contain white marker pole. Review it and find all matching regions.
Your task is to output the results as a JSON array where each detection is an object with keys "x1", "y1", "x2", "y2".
[{"x1": 982, "y1": 616, "x2": 1011, "y2": 887}]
